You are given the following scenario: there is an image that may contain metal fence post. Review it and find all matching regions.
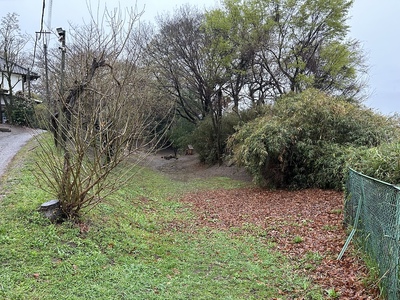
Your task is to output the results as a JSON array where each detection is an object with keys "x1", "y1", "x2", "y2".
[{"x1": 390, "y1": 192, "x2": 400, "y2": 299}]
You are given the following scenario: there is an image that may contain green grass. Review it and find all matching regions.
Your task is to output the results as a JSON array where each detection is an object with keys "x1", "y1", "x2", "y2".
[{"x1": 0, "y1": 139, "x2": 326, "y2": 299}]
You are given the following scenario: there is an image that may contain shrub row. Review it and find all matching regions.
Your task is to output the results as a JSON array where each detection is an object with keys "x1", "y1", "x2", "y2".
[{"x1": 228, "y1": 89, "x2": 400, "y2": 189}]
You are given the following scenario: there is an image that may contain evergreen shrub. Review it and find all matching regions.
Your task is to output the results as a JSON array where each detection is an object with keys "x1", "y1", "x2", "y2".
[{"x1": 228, "y1": 89, "x2": 400, "y2": 189}]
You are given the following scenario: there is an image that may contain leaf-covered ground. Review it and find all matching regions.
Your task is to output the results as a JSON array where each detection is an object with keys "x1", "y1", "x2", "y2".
[
  {"x1": 181, "y1": 188, "x2": 379, "y2": 299},
  {"x1": 141, "y1": 150, "x2": 380, "y2": 298}
]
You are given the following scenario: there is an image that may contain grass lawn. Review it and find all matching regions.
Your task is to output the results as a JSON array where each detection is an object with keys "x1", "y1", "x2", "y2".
[{"x1": 0, "y1": 139, "x2": 328, "y2": 299}]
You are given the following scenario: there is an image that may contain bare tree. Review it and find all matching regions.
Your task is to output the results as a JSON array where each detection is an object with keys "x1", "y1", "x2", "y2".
[
  {"x1": 0, "y1": 12, "x2": 30, "y2": 124},
  {"x1": 35, "y1": 6, "x2": 172, "y2": 219},
  {"x1": 146, "y1": 5, "x2": 219, "y2": 124},
  {"x1": 145, "y1": 5, "x2": 231, "y2": 163}
]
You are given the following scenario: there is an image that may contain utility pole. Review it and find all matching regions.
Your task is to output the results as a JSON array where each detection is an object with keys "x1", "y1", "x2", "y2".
[
  {"x1": 44, "y1": 40, "x2": 50, "y2": 103},
  {"x1": 35, "y1": 30, "x2": 51, "y2": 104},
  {"x1": 27, "y1": 68, "x2": 31, "y2": 98},
  {"x1": 55, "y1": 27, "x2": 67, "y2": 150},
  {"x1": 57, "y1": 27, "x2": 66, "y2": 98}
]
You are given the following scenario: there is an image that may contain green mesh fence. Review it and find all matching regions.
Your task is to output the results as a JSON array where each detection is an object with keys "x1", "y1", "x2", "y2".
[{"x1": 343, "y1": 168, "x2": 400, "y2": 299}]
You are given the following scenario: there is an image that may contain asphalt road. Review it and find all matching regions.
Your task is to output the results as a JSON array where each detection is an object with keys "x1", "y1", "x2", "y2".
[{"x1": 0, "y1": 125, "x2": 43, "y2": 178}]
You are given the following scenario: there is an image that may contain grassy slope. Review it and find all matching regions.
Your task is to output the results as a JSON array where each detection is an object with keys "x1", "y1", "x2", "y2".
[{"x1": 0, "y1": 139, "x2": 326, "y2": 299}]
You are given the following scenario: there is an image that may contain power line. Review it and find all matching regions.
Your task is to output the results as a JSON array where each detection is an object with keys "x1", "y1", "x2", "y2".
[
  {"x1": 40, "y1": 0, "x2": 46, "y2": 35},
  {"x1": 30, "y1": 0, "x2": 45, "y2": 69},
  {"x1": 32, "y1": 0, "x2": 52, "y2": 103},
  {"x1": 31, "y1": 0, "x2": 49, "y2": 69}
]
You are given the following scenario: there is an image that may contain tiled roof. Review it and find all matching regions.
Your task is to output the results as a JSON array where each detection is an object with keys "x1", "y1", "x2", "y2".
[{"x1": 0, "y1": 56, "x2": 40, "y2": 79}]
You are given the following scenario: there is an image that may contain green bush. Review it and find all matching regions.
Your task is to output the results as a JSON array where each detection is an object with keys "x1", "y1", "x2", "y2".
[
  {"x1": 191, "y1": 111, "x2": 258, "y2": 165},
  {"x1": 227, "y1": 116, "x2": 291, "y2": 187},
  {"x1": 167, "y1": 117, "x2": 196, "y2": 153},
  {"x1": 346, "y1": 142, "x2": 400, "y2": 185},
  {"x1": 228, "y1": 89, "x2": 400, "y2": 189},
  {"x1": 31, "y1": 103, "x2": 51, "y2": 129},
  {"x1": 274, "y1": 90, "x2": 396, "y2": 148},
  {"x1": 191, "y1": 116, "x2": 225, "y2": 164},
  {"x1": 11, "y1": 96, "x2": 36, "y2": 126}
]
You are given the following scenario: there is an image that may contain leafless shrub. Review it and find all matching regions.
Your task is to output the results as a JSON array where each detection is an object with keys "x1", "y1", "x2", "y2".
[{"x1": 35, "y1": 5, "x2": 173, "y2": 219}]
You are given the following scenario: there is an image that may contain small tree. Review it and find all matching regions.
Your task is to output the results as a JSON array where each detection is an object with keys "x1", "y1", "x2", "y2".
[{"x1": 35, "y1": 6, "x2": 172, "y2": 219}]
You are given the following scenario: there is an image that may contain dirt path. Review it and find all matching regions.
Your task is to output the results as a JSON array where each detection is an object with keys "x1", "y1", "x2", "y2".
[
  {"x1": 141, "y1": 148, "x2": 253, "y2": 182},
  {"x1": 0, "y1": 125, "x2": 43, "y2": 178}
]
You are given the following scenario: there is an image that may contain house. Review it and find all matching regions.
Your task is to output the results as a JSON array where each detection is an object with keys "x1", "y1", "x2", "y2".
[{"x1": 0, "y1": 56, "x2": 40, "y2": 123}]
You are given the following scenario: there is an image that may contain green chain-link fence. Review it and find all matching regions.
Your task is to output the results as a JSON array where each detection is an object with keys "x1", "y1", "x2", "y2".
[{"x1": 342, "y1": 168, "x2": 400, "y2": 299}]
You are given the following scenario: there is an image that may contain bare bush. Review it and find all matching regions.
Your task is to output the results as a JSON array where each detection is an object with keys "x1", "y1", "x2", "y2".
[{"x1": 35, "y1": 6, "x2": 172, "y2": 219}]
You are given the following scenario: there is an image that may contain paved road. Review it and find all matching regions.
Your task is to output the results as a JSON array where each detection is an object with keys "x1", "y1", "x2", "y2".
[{"x1": 0, "y1": 125, "x2": 43, "y2": 178}]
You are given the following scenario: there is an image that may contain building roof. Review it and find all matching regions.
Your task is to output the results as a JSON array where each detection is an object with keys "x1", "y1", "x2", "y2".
[{"x1": 0, "y1": 56, "x2": 40, "y2": 80}]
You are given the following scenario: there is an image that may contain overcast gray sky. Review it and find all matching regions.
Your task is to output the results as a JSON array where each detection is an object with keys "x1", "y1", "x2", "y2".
[{"x1": 1, "y1": 0, "x2": 399, "y2": 115}]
